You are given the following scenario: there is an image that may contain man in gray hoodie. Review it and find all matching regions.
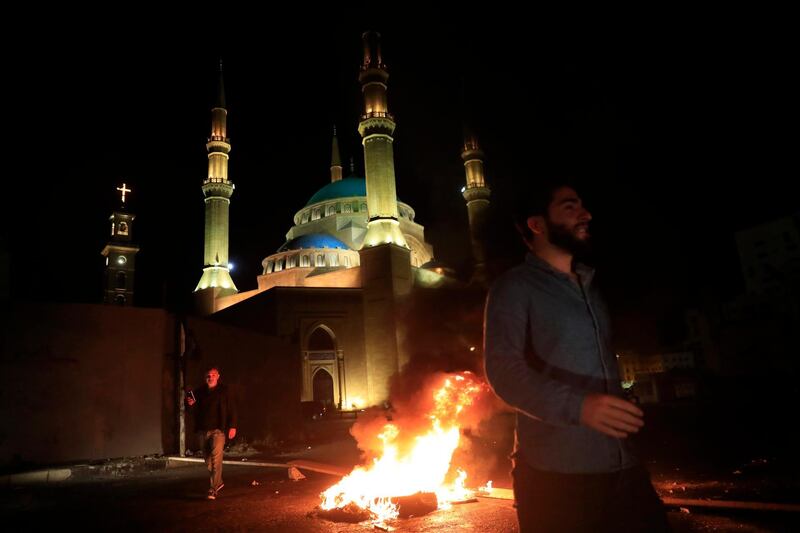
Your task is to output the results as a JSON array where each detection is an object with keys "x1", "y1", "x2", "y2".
[{"x1": 484, "y1": 180, "x2": 669, "y2": 532}]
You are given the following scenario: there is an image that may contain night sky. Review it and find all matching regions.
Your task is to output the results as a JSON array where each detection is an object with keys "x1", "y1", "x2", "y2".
[{"x1": 7, "y1": 13, "x2": 795, "y2": 348}]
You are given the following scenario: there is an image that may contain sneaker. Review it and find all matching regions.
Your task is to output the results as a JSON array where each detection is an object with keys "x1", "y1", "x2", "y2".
[{"x1": 207, "y1": 489, "x2": 216, "y2": 500}]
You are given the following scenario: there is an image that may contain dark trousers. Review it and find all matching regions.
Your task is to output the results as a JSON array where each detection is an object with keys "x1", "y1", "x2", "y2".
[{"x1": 512, "y1": 460, "x2": 670, "y2": 533}]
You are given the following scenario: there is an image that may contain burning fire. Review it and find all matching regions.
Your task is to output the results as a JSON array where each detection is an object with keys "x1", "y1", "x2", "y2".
[{"x1": 319, "y1": 371, "x2": 489, "y2": 523}]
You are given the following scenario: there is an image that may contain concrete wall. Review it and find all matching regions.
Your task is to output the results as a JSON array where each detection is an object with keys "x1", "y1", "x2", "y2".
[
  {"x1": 0, "y1": 303, "x2": 176, "y2": 468},
  {"x1": 0, "y1": 295, "x2": 363, "y2": 467}
]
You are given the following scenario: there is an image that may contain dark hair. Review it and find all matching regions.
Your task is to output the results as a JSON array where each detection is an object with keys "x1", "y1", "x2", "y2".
[{"x1": 512, "y1": 177, "x2": 577, "y2": 241}]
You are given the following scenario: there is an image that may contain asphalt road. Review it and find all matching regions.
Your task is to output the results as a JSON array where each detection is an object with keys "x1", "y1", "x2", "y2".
[{"x1": 3, "y1": 463, "x2": 799, "y2": 532}]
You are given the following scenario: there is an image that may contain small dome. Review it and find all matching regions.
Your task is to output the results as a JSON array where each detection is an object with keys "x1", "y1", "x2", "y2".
[{"x1": 278, "y1": 233, "x2": 350, "y2": 252}]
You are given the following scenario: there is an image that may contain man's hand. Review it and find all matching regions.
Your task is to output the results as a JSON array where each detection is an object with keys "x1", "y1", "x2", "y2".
[
  {"x1": 580, "y1": 393, "x2": 644, "y2": 438},
  {"x1": 228, "y1": 428, "x2": 237, "y2": 440},
  {"x1": 186, "y1": 396, "x2": 195, "y2": 407}
]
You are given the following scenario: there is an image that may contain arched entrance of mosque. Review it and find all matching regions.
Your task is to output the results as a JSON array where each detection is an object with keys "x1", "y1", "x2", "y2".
[
  {"x1": 312, "y1": 369, "x2": 334, "y2": 407},
  {"x1": 302, "y1": 324, "x2": 347, "y2": 408}
]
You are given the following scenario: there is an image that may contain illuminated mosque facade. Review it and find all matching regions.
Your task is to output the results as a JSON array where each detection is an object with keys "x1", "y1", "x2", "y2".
[{"x1": 192, "y1": 32, "x2": 491, "y2": 409}]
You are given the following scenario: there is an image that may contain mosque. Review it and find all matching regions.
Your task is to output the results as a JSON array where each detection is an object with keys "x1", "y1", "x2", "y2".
[{"x1": 106, "y1": 32, "x2": 492, "y2": 410}]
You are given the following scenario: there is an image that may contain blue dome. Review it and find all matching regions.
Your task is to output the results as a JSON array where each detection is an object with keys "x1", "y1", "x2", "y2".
[
  {"x1": 278, "y1": 233, "x2": 350, "y2": 252},
  {"x1": 306, "y1": 176, "x2": 366, "y2": 206}
]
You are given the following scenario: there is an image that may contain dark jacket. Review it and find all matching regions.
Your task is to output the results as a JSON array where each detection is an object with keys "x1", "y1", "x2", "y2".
[
  {"x1": 192, "y1": 383, "x2": 238, "y2": 432},
  {"x1": 484, "y1": 252, "x2": 638, "y2": 473}
]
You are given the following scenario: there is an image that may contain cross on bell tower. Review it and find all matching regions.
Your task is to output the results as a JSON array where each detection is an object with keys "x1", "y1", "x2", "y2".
[{"x1": 116, "y1": 182, "x2": 131, "y2": 204}]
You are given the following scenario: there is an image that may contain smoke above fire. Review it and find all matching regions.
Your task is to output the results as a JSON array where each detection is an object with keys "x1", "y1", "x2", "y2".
[
  {"x1": 350, "y1": 371, "x2": 497, "y2": 459},
  {"x1": 351, "y1": 287, "x2": 503, "y2": 462}
]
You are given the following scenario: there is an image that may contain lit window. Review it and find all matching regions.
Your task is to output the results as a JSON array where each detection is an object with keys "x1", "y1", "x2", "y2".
[
  {"x1": 301, "y1": 255, "x2": 309, "y2": 267},
  {"x1": 275, "y1": 259, "x2": 284, "y2": 272},
  {"x1": 329, "y1": 254, "x2": 339, "y2": 267},
  {"x1": 343, "y1": 203, "x2": 352, "y2": 214},
  {"x1": 343, "y1": 256, "x2": 351, "y2": 267},
  {"x1": 326, "y1": 205, "x2": 335, "y2": 216},
  {"x1": 316, "y1": 254, "x2": 324, "y2": 266},
  {"x1": 301, "y1": 211, "x2": 309, "y2": 224},
  {"x1": 287, "y1": 255, "x2": 296, "y2": 268},
  {"x1": 266, "y1": 261, "x2": 274, "y2": 274},
  {"x1": 312, "y1": 208, "x2": 320, "y2": 220}
]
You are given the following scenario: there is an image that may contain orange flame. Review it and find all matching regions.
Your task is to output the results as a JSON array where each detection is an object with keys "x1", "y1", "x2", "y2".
[{"x1": 319, "y1": 371, "x2": 489, "y2": 523}]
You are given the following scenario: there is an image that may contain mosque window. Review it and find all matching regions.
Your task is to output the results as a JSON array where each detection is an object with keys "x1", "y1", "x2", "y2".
[
  {"x1": 287, "y1": 255, "x2": 296, "y2": 268},
  {"x1": 275, "y1": 259, "x2": 284, "y2": 272},
  {"x1": 316, "y1": 254, "x2": 325, "y2": 266},
  {"x1": 301, "y1": 211, "x2": 309, "y2": 224},
  {"x1": 312, "y1": 208, "x2": 321, "y2": 220},
  {"x1": 343, "y1": 255, "x2": 351, "y2": 267},
  {"x1": 326, "y1": 204, "x2": 335, "y2": 217},
  {"x1": 110, "y1": 222, "x2": 115, "y2": 236},
  {"x1": 266, "y1": 261, "x2": 274, "y2": 274},
  {"x1": 301, "y1": 255, "x2": 310, "y2": 267},
  {"x1": 308, "y1": 327, "x2": 335, "y2": 350},
  {"x1": 360, "y1": 202, "x2": 367, "y2": 213},
  {"x1": 343, "y1": 203, "x2": 352, "y2": 214},
  {"x1": 118, "y1": 222, "x2": 129, "y2": 235},
  {"x1": 329, "y1": 254, "x2": 339, "y2": 267}
]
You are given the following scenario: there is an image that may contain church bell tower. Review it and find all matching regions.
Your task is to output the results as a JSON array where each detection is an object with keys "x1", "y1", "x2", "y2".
[{"x1": 101, "y1": 183, "x2": 139, "y2": 306}]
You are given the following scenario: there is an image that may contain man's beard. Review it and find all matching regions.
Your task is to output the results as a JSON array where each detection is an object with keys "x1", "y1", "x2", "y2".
[{"x1": 545, "y1": 219, "x2": 592, "y2": 257}]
